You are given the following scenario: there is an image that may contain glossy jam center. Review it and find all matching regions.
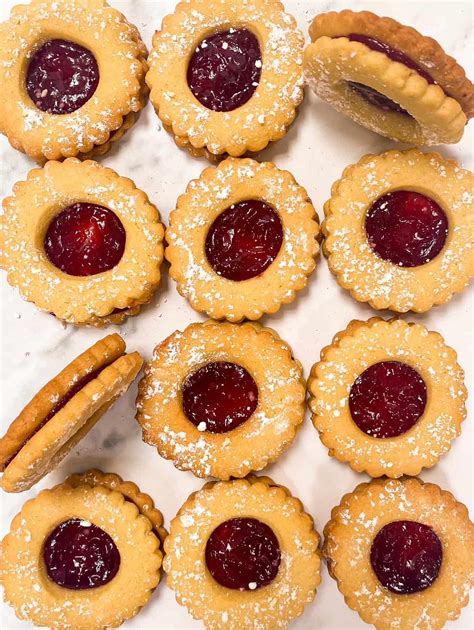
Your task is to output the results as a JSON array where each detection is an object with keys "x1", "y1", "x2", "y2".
[
  {"x1": 43, "y1": 518, "x2": 120, "y2": 590},
  {"x1": 346, "y1": 34, "x2": 435, "y2": 115},
  {"x1": 349, "y1": 361, "x2": 427, "y2": 439},
  {"x1": 205, "y1": 517, "x2": 281, "y2": 590},
  {"x1": 187, "y1": 28, "x2": 262, "y2": 112},
  {"x1": 44, "y1": 202, "x2": 126, "y2": 276},
  {"x1": 182, "y1": 361, "x2": 258, "y2": 434},
  {"x1": 370, "y1": 520, "x2": 442, "y2": 594},
  {"x1": 205, "y1": 200, "x2": 283, "y2": 281},
  {"x1": 365, "y1": 191, "x2": 448, "y2": 267},
  {"x1": 26, "y1": 39, "x2": 99, "y2": 114}
]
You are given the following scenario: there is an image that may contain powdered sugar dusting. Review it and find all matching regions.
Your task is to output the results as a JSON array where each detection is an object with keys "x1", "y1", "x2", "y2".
[{"x1": 136, "y1": 321, "x2": 306, "y2": 479}]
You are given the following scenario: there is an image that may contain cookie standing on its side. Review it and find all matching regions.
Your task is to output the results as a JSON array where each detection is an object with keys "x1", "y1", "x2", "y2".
[
  {"x1": 0, "y1": 334, "x2": 143, "y2": 492},
  {"x1": 304, "y1": 10, "x2": 474, "y2": 145}
]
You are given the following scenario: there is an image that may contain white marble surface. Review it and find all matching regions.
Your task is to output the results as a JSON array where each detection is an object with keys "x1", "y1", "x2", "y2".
[{"x1": 0, "y1": 1, "x2": 473, "y2": 628}]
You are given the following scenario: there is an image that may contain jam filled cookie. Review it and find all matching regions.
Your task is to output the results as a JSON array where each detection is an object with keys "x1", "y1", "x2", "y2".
[
  {"x1": 323, "y1": 149, "x2": 474, "y2": 312},
  {"x1": 308, "y1": 318, "x2": 466, "y2": 478},
  {"x1": 166, "y1": 158, "x2": 320, "y2": 321},
  {"x1": 0, "y1": 0, "x2": 148, "y2": 163},
  {"x1": 304, "y1": 10, "x2": 474, "y2": 145},
  {"x1": 146, "y1": 0, "x2": 305, "y2": 159},
  {"x1": 0, "y1": 473, "x2": 163, "y2": 629},
  {"x1": 136, "y1": 321, "x2": 306, "y2": 479},
  {"x1": 0, "y1": 334, "x2": 142, "y2": 492},
  {"x1": 164, "y1": 476, "x2": 321, "y2": 629},
  {"x1": 0, "y1": 159, "x2": 165, "y2": 326},
  {"x1": 324, "y1": 478, "x2": 474, "y2": 629}
]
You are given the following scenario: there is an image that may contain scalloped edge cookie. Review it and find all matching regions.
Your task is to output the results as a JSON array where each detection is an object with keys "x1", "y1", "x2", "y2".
[
  {"x1": 146, "y1": 0, "x2": 304, "y2": 159},
  {"x1": 308, "y1": 318, "x2": 467, "y2": 477},
  {"x1": 164, "y1": 476, "x2": 321, "y2": 629},
  {"x1": 166, "y1": 157, "x2": 320, "y2": 321},
  {"x1": 0, "y1": 482, "x2": 162, "y2": 629},
  {"x1": 322, "y1": 149, "x2": 474, "y2": 312},
  {"x1": 0, "y1": 0, "x2": 148, "y2": 162},
  {"x1": 0, "y1": 159, "x2": 165, "y2": 325},
  {"x1": 323, "y1": 477, "x2": 474, "y2": 630},
  {"x1": 136, "y1": 321, "x2": 306, "y2": 479}
]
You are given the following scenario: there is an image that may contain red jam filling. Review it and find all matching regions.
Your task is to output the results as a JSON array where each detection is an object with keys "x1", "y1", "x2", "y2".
[
  {"x1": 44, "y1": 202, "x2": 126, "y2": 276},
  {"x1": 205, "y1": 517, "x2": 281, "y2": 590},
  {"x1": 43, "y1": 518, "x2": 120, "y2": 590},
  {"x1": 349, "y1": 361, "x2": 427, "y2": 439},
  {"x1": 346, "y1": 33, "x2": 435, "y2": 115},
  {"x1": 182, "y1": 361, "x2": 258, "y2": 434},
  {"x1": 26, "y1": 39, "x2": 99, "y2": 114},
  {"x1": 187, "y1": 28, "x2": 262, "y2": 112},
  {"x1": 370, "y1": 520, "x2": 442, "y2": 594},
  {"x1": 205, "y1": 200, "x2": 283, "y2": 281},
  {"x1": 365, "y1": 191, "x2": 448, "y2": 267}
]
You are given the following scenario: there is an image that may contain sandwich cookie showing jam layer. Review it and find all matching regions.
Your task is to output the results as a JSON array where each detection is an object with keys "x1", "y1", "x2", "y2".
[
  {"x1": 0, "y1": 334, "x2": 143, "y2": 492},
  {"x1": 304, "y1": 10, "x2": 474, "y2": 145}
]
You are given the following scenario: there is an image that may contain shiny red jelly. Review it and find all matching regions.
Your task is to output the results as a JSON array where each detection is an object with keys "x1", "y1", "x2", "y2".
[
  {"x1": 205, "y1": 517, "x2": 281, "y2": 590},
  {"x1": 346, "y1": 33, "x2": 435, "y2": 115},
  {"x1": 43, "y1": 518, "x2": 120, "y2": 589},
  {"x1": 365, "y1": 191, "x2": 448, "y2": 267},
  {"x1": 349, "y1": 361, "x2": 427, "y2": 439},
  {"x1": 370, "y1": 520, "x2": 442, "y2": 594},
  {"x1": 205, "y1": 200, "x2": 283, "y2": 281},
  {"x1": 44, "y1": 202, "x2": 126, "y2": 276},
  {"x1": 187, "y1": 28, "x2": 262, "y2": 112},
  {"x1": 26, "y1": 39, "x2": 99, "y2": 114},
  {"x1": 182, "y1": 361, "x2": 258, "y2": 433}
]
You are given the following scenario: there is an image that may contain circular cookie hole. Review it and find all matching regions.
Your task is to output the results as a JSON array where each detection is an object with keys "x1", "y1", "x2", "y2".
[
  {"x1": 205, "y1": 199, "x2": 283, "y2": 281},
  {"x1": 26, "y1": 39, "x2": 99, "y2": 114},
  {"x1": 44, "y1": 202, "x2": 126, "y2": 276},
  {"x1": 181, "y1": 361, "x2": 258, "y2": 433},
  {"x1": 187, "y1": 28, "x2": 262, "y2": 112},
  {"x1": 205, "y1": 517, "x2": 281, "y2": 590},
  {"x1": 43, "y1": 518, "x2": 121, "y2": 589},
  {"x1": 370, "y1": 520, "x2": 442, "y2": 594},
  {"x1": 349, "y1": 360, "x2": 427, "y2": 438},
  {"x1": 365, "y1": 190, "x2": 448, "y2": 267}
]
